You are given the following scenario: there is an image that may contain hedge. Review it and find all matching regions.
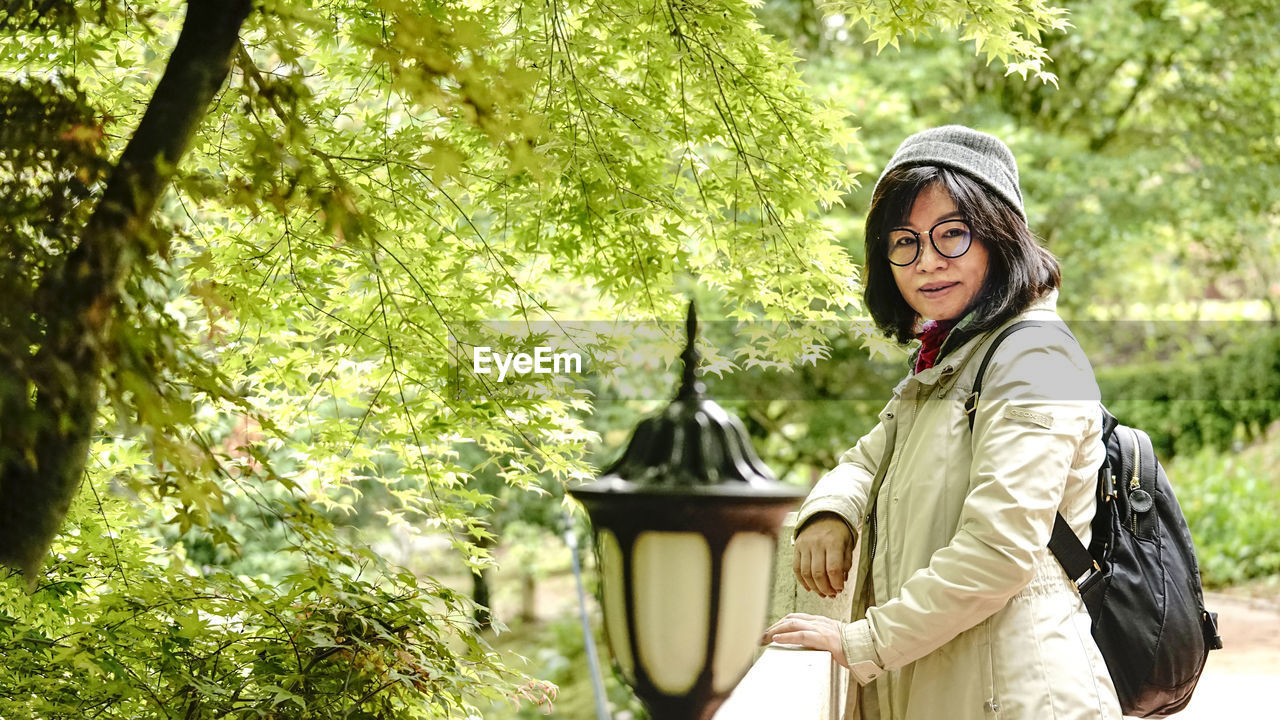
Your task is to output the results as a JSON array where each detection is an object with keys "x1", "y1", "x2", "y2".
[{"x1": 1095, "y1": 330, "x2": 1280, "y2": 458}]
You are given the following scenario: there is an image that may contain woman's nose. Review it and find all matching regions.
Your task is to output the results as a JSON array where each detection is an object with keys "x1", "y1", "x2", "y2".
[{"x1": 914, "y1": 237, "x2": 948, "y2": 270}]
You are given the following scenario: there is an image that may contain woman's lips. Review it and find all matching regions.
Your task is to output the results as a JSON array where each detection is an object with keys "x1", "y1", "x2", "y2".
[{"x1": 920, "y1": 282, "x2": 959, "y2": 296}]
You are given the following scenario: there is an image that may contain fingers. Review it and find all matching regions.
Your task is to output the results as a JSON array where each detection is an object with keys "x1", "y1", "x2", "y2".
[
  {"x1": 762, "y1": 614, "x2": 837, "y2": 640},
  {"x1": 794, "y1": 545, "x2": 811, "y2": 594},
  {"x1": 793, "y1": 515, "x2": 854, "y2": 598},
  {"x1": 805, "y1": 546, "x2": 848, "y2": 598},
  {"x1": 810, "y1": 546, "x2": 835, "y2": 597},
  {"x1": 766, "y1": 629, "x2": 824, "y2": 648},
  {"x1": 760, "y1": 614, "x2": 843, "y2": 657},
  {"x1": 825, "y1": 546, "x2": 848, "y2": 596},
  {"x1": 796, "y1": 543, "x2": 834, "y2": 597},
  {"x1": 768, "y1": 612, "x2": 837, "y2": 628}
]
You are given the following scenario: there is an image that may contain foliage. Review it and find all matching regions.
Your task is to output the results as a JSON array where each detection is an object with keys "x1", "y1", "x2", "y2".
[
  {"x1": 0, "y1": 0, "x2": 1107, "y2": 713},
  {"x1": 764, "y1": 0, "x2": 1280, "y2": 318},
  {"x1": 483, "y1": 616, "x2": 643, "y2": 720},
  {"x1": 1095, "y1": 327, "x2": 1280, "y2": 458},
  {"x1": 729, "y1": 0, "x2": 1280, "y2": 481},
  {"x1": 0, "y1": 475, "x2": 528, "y2": 720},
  {"x1": 710, "y1": 328, "x2": 907, "y2": 479},
  {"x1": 989, "y1": 0, "x2": 1280, "y2": 318},
  {"x1": 130, "y1": 0, "x2": 863, "y2": 541},
  {"x1": 0, "y1": 0, "x2": 918, "y2": 714},
  {"x1": 823, "y1": 0, "x2": 1070, "y2": 84},
  {"x1": 1169, "y1": 428, "x2": 1280, "y2": 588}
]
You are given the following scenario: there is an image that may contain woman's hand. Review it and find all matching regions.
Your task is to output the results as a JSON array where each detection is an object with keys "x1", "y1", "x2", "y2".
[
  {"x1": 760, "y1": 613, "x2": 849, "y2": 668},
  {"x1": 793, "y1": 513, "x2": 854, "y2": 598}
]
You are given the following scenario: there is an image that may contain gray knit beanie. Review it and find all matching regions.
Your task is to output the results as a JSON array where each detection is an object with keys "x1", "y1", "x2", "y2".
[{"x1": 873, "y1": 125, "x2": 1026, "y2": 223}]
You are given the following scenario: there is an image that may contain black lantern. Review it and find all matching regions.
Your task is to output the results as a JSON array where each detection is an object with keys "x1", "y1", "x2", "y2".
[{"x1": 570, "y1": 303, "x2": 804, "y2": 720}]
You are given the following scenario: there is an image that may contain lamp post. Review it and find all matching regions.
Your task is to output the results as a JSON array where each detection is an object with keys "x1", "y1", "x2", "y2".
[{"x1": 570, "y1": 303, "x2": 804, "y2": 720}]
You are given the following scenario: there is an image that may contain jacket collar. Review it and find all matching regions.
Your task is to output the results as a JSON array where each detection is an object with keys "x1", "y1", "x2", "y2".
[{"x1": 904, "y1": 290, "x2": 1060, "y2": 388}]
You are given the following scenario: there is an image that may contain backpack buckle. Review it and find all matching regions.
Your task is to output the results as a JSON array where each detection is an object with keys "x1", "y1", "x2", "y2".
[
  {"x1": 1073, "y1": 560, "x2": 1103, "y2": 594},
  {"x1": 963, "y1": 392, "x2": 979, "y2": 417},
  {"x1": 1100, "y1": 470, "x2": 1117, "y2": 502}
]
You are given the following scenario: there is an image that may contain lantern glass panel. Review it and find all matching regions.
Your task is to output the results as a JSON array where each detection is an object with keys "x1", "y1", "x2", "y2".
[
  {"x1": 712, "y1": 531, "x2": 776, "y2": 692},
  {"x1": 598, "y1": 528, "x2": 635, "y2": 682},
  {"x1": 634, "y1": 531, "x2": 711, "y2": 695}
]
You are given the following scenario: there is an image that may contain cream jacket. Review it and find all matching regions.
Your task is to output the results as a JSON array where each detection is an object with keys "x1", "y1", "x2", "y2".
[{"x1": 796, "y1": 293, "x2": 1121, "y2": 720}]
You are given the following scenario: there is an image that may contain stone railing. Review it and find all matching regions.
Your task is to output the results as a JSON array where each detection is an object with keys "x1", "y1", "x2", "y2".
[{"x1": 714, "y1": 513, "x2": 853, "y2": 720}]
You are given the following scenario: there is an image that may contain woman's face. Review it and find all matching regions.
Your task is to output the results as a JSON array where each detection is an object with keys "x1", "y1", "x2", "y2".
[{"x1": 890, "y1": 183, "x2": 990, "y2": 323}]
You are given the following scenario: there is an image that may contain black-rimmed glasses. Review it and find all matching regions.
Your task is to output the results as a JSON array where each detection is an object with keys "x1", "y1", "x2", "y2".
[{"x1": 886, "y1": 218, "x2": 973, "y2": 267}]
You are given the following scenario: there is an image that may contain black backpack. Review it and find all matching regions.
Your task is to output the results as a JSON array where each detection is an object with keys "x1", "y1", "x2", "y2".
[{"x1": 967, "y1": 320, "x2": 1223, "y2": 718}]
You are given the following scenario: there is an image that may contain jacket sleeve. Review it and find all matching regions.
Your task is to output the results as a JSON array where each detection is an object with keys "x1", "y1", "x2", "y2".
[
  {"x1": 794, "y1": 403, "x2": 894, "y2": 536},
  {"x1": 844, "y1": 327, "x2": 1102, "y2": 672}
]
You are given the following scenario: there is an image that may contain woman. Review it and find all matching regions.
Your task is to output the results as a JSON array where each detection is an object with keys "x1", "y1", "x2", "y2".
[{"x1": 762, "y1": 126, "x2": 1121, "y2": 719}]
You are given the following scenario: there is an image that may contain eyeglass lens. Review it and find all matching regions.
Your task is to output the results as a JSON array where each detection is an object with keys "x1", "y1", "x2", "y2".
[{"x1": 887, "y1": 219, "x2": 972, "y2": 266}]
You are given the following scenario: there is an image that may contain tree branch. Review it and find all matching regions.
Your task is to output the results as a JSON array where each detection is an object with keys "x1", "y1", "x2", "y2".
[{"x1": 1090, "y1": 50, "x2": 1172, "y2": 152}]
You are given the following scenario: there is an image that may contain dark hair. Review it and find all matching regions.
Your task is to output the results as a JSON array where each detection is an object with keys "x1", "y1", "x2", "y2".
[{"x1": 863, "y1": 165, "x2": 1061, "y2": 344}]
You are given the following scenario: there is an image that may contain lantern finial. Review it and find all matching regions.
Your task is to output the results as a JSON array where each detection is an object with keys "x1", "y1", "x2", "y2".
[{"x1": 678, "y1": 301, "x2": 704, "y2": 400}]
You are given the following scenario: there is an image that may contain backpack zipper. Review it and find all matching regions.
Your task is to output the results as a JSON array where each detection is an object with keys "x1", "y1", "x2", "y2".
[{"x1": 1129, "y1": 427, "x2": 1142, "y2": 534}]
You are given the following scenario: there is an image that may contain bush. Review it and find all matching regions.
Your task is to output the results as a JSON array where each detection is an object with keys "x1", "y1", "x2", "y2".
[
  {"x1": 484, "y1": 615, "x2": 643, "y2": 720},
  {"x1": 0, "y1": 480, "x2": 528, "y2": 720},
  {"x1": 1169, "y1": 430, "x2": 1280, "y2": 588},
  {"x1": 1096, "y1": 330, "x2": 1280, "y2": 458}
]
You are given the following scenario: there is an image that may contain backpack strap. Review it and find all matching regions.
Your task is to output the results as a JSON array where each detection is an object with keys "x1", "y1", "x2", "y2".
[
  {"x1": 964, "y1": 320, "x2": 1044, "y2": 433},
  {"x1": 967, "y1": 319, "x2": 1104, "y2": 613},
  {"x1": 1052, "y1": 513, "x2": 1105, "y2": 615}
]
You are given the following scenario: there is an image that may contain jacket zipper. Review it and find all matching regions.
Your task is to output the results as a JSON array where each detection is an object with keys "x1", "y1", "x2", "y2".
[
  {"x1": 869, "y1": 469, "x2": 886, "y2": 563},
  {"x1": 868, "y1": 506, "x2": 878, "y2": 560}
]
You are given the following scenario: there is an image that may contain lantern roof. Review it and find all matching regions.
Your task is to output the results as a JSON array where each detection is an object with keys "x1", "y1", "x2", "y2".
[{"x1": 574, "y1": 303, "x2": 803, "y2": 500}]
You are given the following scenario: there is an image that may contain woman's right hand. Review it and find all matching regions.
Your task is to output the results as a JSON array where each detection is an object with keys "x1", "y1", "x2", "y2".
[{"x1": 793, "y1": 513, "x2": 855, "y2": 598}]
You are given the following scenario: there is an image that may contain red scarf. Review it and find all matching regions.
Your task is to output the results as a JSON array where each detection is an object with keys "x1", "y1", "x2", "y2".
[{"x1": 915, "y1": 319, "x2": 958, "y2": 374}]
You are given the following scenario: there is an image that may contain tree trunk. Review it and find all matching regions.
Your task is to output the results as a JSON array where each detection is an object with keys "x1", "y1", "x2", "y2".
[
  {"x1": 472, "y1": 568, "x2": 493, "y2": 630},
  {"x1": 519, "y1": 570, "x2": 537, "y2": 623},
  {"x1": 0, "y1": 0, "x2": 253, "y2": 577},
  {"x1": 471, "y1": 529, "x2": 497, "y2": 630}
]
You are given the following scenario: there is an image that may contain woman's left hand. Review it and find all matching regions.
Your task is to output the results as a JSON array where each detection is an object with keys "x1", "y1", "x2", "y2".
[{"x1": 760, "y1": 613, "x2": 849, "y2": 668}]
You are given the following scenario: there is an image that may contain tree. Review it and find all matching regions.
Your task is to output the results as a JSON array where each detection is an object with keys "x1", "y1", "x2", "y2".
[
  {"x1": 1, "y1": 0, "x2": 854, "y2": 715},
  {"x1": 1, "y1": 0, "x2": 252, "y2": 578},
  {"x1": 769, "y1": 0, "x2": 1280, "y2": 317},
  {"x1": 727, "y1": 0, "x2": 1280, "y2": 480},
  {"x1": 1, "y1": 0, "x2": 1072, "y2": 716}
]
